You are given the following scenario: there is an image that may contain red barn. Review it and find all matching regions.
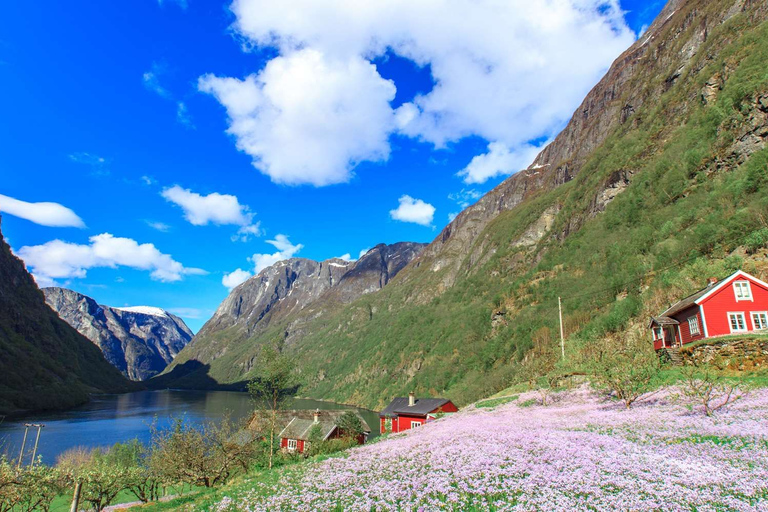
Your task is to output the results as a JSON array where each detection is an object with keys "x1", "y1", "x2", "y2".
[
  {"x1": 650, "y1": 270, "x2": 768, "y2": 350},
  {"x1": 379, "y1": 392, "x2": 458, "y2": 434}
]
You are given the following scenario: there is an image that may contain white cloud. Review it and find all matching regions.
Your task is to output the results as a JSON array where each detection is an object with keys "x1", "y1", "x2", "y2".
[
  {"x1": 69, "y1": 152, "x2": 109, "y2": 176},
  {"x1": 335, "y1": 253, "x2": 353, "y2": 262},
  {"x1": 17, "y1": 233, "x2": 206, "y2": 286},
  {"x1": 459, "y1": 142, "x2": 543, "y2": 184},
  {"x1": 0, "y1": 194, "x2": 85, "y2": 228},
  {"x1": 211, "y1": 0, "x2": 635, "y2": 184},
  {"x1": 389, "y1": 195, "x2": 435, "y2": 227},
  {"x1": 141, "y1": 175, "x2": 156, "y2": 186},
  {"x1": 143, "y1": 68, "x2": 171, "y2": 99},
  {"x1": 250, "y1": 234, "x2": 303, "y2": 273},
  {"x1": 161, "y1": 185, "x2": 262, "y2": 241},
  {"x1": 448, "y1": 188, "x2": 482, "y2": 209},
  {"x1": 144, "y1": 64, "x2": 194, "y2": 128},
  {"x1": 222, "y1": 268, "x2": 252, "y2": 290},
  {"x1": 176, "y1": 102, "x2": 194, "y2": 128},
  {"x1": 199, "y1": 49, "x2": 396, "y2": 186},
  {"x1": 448, "y1": 212, "x2": 458, "y2": 223},
  {"x1": 358, "y1": 247, "x2": 371, "y2": 259},
  {"x1": 146, "y1": 220, "x2": 171, "y2": 232}
]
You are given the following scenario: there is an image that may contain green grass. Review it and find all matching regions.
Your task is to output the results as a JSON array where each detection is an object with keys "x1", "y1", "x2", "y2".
[{"x1": 476, "y1": 395, "x2": 520, "y2": 408}]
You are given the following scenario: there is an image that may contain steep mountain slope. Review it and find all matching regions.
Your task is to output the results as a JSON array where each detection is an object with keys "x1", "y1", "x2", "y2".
[
  {"x1": 159, "y1": 242, "x2": 426, "y2": 387},
  {"x1": 166, "y1": 0, "x2": 768, "y2": 408},
  {"x1": 43, "y1": 288, "x2": 193, "y2": 381},
  {"x1": 0, "y1": 218, "x2": 134, "y2": 414}
]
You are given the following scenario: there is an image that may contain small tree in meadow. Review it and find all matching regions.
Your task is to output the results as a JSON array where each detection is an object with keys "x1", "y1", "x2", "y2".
[
  {"x1": 588, "y1": 330, "x2": 660, "y2": 409},
  {"x1": 681, "y1": 363, "x2": 746, "y2": 416},
  {"x1": 247, "y1": 342, "x2": 300, "y2": 469},
  {"x1": 337, "y1": 412, "x2": 364, "y2": 440},
  {"x1": 0, "y1": 456, "x2": 62, "y2": 512}
]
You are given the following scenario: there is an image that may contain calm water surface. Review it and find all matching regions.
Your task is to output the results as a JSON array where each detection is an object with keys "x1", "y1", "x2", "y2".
[{"x1": 0, "y1": 390, "x2": 379, "y2": 465}]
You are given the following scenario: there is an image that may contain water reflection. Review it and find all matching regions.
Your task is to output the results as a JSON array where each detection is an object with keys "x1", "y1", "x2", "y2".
[{"x1": 0, "y1": 390, "x2": 379, "y2": 465}]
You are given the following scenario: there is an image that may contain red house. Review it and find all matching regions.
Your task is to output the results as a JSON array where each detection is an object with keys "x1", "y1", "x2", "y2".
[
  {"x1": 650, "y1": 270, "x2": 768, "y2": 350},
  {"x1": 379, "y1": 392, "x2": 458, "y2": 434},
  {"x1": 279, "y1": 410, "x2": 370, "y2": 454}
]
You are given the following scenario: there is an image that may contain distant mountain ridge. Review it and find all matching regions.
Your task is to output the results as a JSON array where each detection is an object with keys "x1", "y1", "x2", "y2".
[
  {"x1": 159, "y1": 242, "x2": 427, "y2": 386},
  {"x1": 0, "y1": 216, "x2": 133, "y2": 414},
  {"x1": 43, "y1": 287, "x2": 193, "y2": 381}
]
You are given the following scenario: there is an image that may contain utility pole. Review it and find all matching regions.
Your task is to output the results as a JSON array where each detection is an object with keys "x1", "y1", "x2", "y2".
[
  {"x1": 17, "y1": 424, "x2": 31, "y2": 471},
  {"x1": 29, "y1": 424, "x2": 44, "y2": 466},
  {"x1": 558, "y1": 296, "x2": 565, "y2": 361}
]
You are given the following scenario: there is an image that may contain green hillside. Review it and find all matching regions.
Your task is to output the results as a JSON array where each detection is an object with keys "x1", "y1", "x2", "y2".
[
  {"x1": 163, "y1": 0, "x2": 768, "y2": 409},
  {"x1": 0, "y1": 217, "x2": 135, "y2": 414}
]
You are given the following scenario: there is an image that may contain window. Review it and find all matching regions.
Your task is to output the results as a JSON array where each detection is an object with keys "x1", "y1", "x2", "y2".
[
  {"x1": 728, "y1": 313, "x2": 747, "y2": 333},
  {"x1": 410, "y1": 421, "x2": 421, "y2": 429},
  {"x1": 688, "y1": 316, "x2": 701, "y2": 336},
  {"x1": 654, "y1": 328, "x2": 662, "y2": 340},
  {"x1": 287, "y1": 439, "x2": 297, "y2": 451},
  {"x1": 753, "y1": 312, "x2": 768, "y2": 331},
  {"x1": 734, "y1": 281, "x2": 753, "y2": 301}
]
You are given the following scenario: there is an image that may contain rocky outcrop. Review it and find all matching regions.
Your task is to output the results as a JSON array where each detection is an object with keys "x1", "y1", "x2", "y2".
[
  {"x1": 0, "y1": 217, "x2": 132, "y2": 414},
  {"x1": 681, "y1": 336, "x2": 768, "y2": 371},
  {"x1": 416, "y1": 0, "x2": 762, "y2": 289},
  {"x1": 43, "y1": 288, "x2": 192, "y2": 381},
  {"x1": 165, "y1": 242, "x2": 426, "y2": 379}
]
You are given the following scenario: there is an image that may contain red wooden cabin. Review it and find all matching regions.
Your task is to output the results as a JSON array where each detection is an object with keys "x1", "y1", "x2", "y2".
[
  {"x1": 279, "y1": 410, "x2": 370, "y2": 454},
  {"x1": 650, "y1": 270, "x2": 768, "y2": 350},
  {"x1": 379, "y1": 392, "x2": 458, "y2": 434}
]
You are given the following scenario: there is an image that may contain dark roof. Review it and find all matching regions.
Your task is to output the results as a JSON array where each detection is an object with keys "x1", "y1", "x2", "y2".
[
  {"x1": 380, "y1": 397, "x2": 451, "y2": 417},
  {"x1": 249, "y1": 409, "x2": 371, "y2": 433},
  {"x1": 650, "y1": 316, "x2": 679, "y2": 327},
  {"x1": 279, "y1": 418, "x2": 337, "y2": 441},
  {"x1": 657, "y1": 282, "x2": 718, "y2": 318}
]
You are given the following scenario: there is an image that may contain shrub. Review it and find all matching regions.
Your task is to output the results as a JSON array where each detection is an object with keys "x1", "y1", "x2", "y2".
[{"x1": 681, "y1": 364, "x2": 746, "y2": 416}]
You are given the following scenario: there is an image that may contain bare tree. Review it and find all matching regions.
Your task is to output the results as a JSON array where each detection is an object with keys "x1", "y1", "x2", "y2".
[{"x1": 682, "y1": 363, "x2": 745, "y2": 416}]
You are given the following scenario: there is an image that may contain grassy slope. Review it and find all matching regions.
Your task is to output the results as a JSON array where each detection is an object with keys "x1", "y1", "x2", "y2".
[
  {"x1": 0, "y1": 219, "x2": 134, "y2": 415},
  {"x1": 173, "y1": 2, "x2": 768, "y2": 410}
]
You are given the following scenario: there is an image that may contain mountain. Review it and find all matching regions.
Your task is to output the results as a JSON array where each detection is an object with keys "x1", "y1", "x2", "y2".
[
  {"x1": 164, "y1": 0, "x2": 768, "y2": 409},
  {"x1": 158, "y1": 242, "x2": 427, "y2": 387},
  {"x1": 43, "y1": 288, "x2": 193, "y2": 381},
  {"x1": 0, "y1": 217, "x2": 134, "y2": 414}
]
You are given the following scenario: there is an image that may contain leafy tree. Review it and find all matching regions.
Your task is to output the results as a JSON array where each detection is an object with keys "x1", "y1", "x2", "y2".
[
  {"x1": 337, "y1": 412, "x2": 364, "y2": 440},
  {"x1": 247, "y1": 342, "x2": 300, "y2": 469},
  {"x1": 0, "y1": 456, "x2": 63, "y2": 512}
]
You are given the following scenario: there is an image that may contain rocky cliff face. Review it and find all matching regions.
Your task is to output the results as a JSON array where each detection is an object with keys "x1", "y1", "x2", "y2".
[
  {"x1": 0, "y1": 217, "x2": 132, "y2": 414},
  {"x1": 43, "y1": 288, "x2": 192, "y2": 381},
  {"x1": 161, "y1": 242, "x2": 426, "y2": 384}
]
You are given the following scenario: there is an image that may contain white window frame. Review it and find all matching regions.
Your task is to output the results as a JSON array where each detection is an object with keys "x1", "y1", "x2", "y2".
[
  {"x1": 752, "y1": 312, "x2": 768, "y2": 331},
  {"x1": 733, "y1": 281, "x2": 753, "y2": 302},
  {"x1": 728, "y1": 312, "x2": 747, "y2": 333},
  {"x1": 410, "y1": 420, "x2": 421, "y2": 429},
  {"x1": 688, "y1": 316, "x2": 701, "y2": 336},
  {"x1": 287, "y1": 439, "x2": 297, "y2": 451}
]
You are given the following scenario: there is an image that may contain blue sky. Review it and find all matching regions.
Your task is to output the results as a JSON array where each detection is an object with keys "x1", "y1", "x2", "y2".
[{"x1": 0, "y1": 0, "x2": 665, "y2": 331}]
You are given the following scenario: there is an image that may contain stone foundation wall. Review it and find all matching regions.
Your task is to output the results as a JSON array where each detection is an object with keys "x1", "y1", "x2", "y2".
[{"x1": 681, "y1": 337, "x2": 768, "y2": 371}]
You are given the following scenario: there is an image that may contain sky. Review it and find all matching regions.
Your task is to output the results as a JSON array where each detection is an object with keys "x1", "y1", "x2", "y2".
[{"x1": 0, "y1": 0, "x2": 666, "y2": 332}]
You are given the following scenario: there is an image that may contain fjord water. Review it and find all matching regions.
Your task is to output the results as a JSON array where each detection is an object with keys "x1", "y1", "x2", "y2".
[{"x1": 0, "y1": 390, "x2": 380, "y2": 465}]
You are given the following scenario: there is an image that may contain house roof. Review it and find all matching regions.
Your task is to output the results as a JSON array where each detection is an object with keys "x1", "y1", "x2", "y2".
[
  {"x1": 279, "y1": 418, "x2": 337, "y2": 441},
  {"x1": 380, "y1": 397, "x2": 451, "y2": 417},
  {"x1": 649, "y1": 316, "x2": 680, "y2": 327},
  {"x1": 249, "y1": 409, "x2": 371, "y2": 434},
  {"x1": 654, "y1": 270, "x2": 768, "y2": 321}
]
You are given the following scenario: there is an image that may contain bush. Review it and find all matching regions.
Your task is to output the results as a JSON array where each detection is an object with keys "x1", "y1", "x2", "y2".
[{"x1": 681, "y1": 364, "x2": 746, "y2": 416}]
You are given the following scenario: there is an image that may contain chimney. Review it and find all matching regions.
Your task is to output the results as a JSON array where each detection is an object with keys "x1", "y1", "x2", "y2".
[
  {"x1": 313, "y1": 409, "x2": 320, "y2": 423},
  {"x1": 408, "y1": 392, "x2": 415, "y2": 407},
  {"x1": 707, "y1": 277, "x2": 718, "y2": 287}
]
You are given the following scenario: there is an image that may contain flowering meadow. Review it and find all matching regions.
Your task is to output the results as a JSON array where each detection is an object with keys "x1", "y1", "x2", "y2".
[{"x1": 206, "y1": 386, "x2": 768, "y2": 511}]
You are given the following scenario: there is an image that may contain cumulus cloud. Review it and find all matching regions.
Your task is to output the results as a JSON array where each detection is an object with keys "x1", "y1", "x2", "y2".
[
  {"x1": 222, "y1": 268, "x2": 252, "y2": 290},
  {"x1": 389, "y1": 195, "x2": 435, "y2": 227},
  {"x1": 250, "y1": 234, "x2": 303, "y2": 273},
  {"x1": 161, "y1": 185, "x2": 261, "y2": 241},
  {"x1": 0, "y1": 194, "x2": 85, "y2": 228},
  {"x1": 335, "y1": 253, "x2": 353, "y2": 262},
  {"x1": 17, "y1": 233, "x2": 206, "y2": 286},
  {"x1": 458, "y1": 142, "x2": 543, "y2": 184},
  {"x1": 205, "y1": 0, "x2": 635, "y2": 185},
  {"x1": 199, "y1": 49, "x2": 396, "y2": 186}
]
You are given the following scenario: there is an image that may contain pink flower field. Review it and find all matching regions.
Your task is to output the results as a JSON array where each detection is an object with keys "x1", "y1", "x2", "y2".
[{"x1": 217, "y1": 387, "x2": 768, "y2": 511}]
